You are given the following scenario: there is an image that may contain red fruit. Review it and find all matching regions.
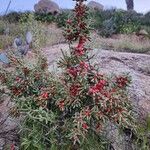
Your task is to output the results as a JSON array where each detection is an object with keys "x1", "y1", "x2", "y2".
[
  {"x1": 89, "y1": 79, "x2": 106, "y2": 94},
  {"x1": 58, "y1": 100, "x2": 65, "y2": 111},
  {"x1": 16, "y1": 77, "x2": 21, "y2": 82},
  {"x1": 66, "y1": 19, "x2": 72, "y2": 24},
  {"x1": 96, "y1": 123, "x2": 102, "y2": 132},
  {"x1": 82, "y1": 123, "x2": 88, "y2": 130},
  {"x1": 70, "y1": 84, "x2": 80, "y2": 96},
  {"x1": 67, "y1": 67, "x2": 78, "y2": 78},
  {"x1": 79, "y1": 61, "x2": 89, "y2": 70},
  {"x1": 10, "y1": 144, "x2": 15, "y2": 150},
  {"x1": 41, "y1": 92, "x2": 49, "y2": 99},
  {"x1": 116, "y1": 76, "x2": 128, "y2": 88},
  {"x1": 84, "y1": 109, "x2": 91, "y2": 117},
  {"x1": 67, "y1": 29, "x2": 71, "y2": 33}
]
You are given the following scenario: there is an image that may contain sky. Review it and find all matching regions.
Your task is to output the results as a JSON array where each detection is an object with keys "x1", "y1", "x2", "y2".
[{"x1": 0, "y1": 0, "x2": 150, "y2": 15}]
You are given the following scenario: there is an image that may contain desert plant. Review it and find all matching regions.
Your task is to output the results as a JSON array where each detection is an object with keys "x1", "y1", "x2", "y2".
[
  {"x1": 88, "y1": 8, "x2": 116, "y2": 31},
  {"x1": 0, "y1": 0, "x2": 134, "y2": 149}
]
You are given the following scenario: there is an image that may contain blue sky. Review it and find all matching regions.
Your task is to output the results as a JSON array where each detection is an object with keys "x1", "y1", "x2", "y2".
[{"x1": 0, "y1": 0, "x2": 150, "y2": 15}]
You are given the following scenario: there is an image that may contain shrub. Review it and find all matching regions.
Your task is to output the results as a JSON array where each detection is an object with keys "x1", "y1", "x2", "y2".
[
  {"x1": 99, "y1": 18, "x2": 117, "y2": 37},
  {"x1": 120, "y1": 21, "x2": 140, "y2": 34},
  {"x1": 55, "y1": 10, "x2": 71, "y2": 28},
  {"x1": 88, "y1": 9, "x2": 103, "y2": 29},
  {"x1": 3, "y1": 11, "x2": 31, "y2": 23},
  {"x1": 0, "y1": 0, "x2": 134, "y2": 149},
  {"x1": 89, "y1": 9, "x2": 116, "y2": 30},
  {"x1": 98, "y1": 10, "x2": 141, "y2": 37},
  {"x1": 114, "y1": 10, "x2": 141, "y2": 34},
  {"x1": 141, "y1": 11, "x2": 150, "y2": 26},
  {"x1": 34, "y1": 12, "x2": 55, "y2": 23}
]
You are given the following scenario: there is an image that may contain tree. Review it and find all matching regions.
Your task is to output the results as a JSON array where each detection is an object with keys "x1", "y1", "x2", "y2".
[{"x1": 125, "y1": 0, "x2": 134, "y2": 10}]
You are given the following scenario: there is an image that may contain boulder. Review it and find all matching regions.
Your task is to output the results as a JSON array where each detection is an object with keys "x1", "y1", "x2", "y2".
[
  {"x1": 87, "y1": 1, "x2": 104, "y2": 11},
  {"x1": 34, "y1": 0, "x2": 60, "y2": 14}
]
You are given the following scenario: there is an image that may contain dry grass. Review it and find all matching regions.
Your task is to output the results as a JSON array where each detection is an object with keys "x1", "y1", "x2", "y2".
[{"x1": 88, "y1": 32, "x2": 150, "y2": 54}]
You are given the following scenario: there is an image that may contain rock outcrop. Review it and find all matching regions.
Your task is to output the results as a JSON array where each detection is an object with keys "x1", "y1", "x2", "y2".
[
  {"x1": 34, "y1": 0, "x2": 60, "y2": 14},
  {"x1": 87, "y1": 1, "x2": 104, "y2": 11}
]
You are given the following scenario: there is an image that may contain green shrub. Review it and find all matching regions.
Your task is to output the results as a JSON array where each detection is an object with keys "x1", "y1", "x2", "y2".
[
  {"x1": 34, "y1": 12, "x2": 55, "y2": 23},
  {"x1": 3, "y1": 11, "x2": 31, "y2": 23},
  {"x1": 99, "y1": 18, "x2": 117, "y2": 37},
  {"x1": 55, "y1": 10, "x2": 71, "y2": 27},
  {"x1": 89, "y1": 9, "x2": 116, "y2": 30},
  {"x1": 141, "y1": 11, "x2": 150, "y2": 26},
  {"x1": 113, "y1": 10, "x2": 141, "y2": 34},
  {"x1": 99, "y1": 10, "x2": 141, "y2": 37},
  {"x1": 88, "y1": 9, "x2": 103, "y2": 29},
  {"x1": 120, "y1": 21, "x2": 140, "y2": 34}
]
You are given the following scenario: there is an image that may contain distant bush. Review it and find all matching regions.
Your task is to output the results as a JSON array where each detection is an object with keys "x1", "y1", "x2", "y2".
[
  {"x1": 97, "y1": 10, "x2": 141, "y2": 37},
  {"x1": 141, "y1": 11, "x2": 150, "y2": 26},
  {"x1": 34, "y1": 12, "x2": 55, "y2": 23},
  {"x1": 88, "y1": 10, "x2": 103, "y2": 29},
  {"x1": 114, "y1": 11, "x2": 141, "y2": 34},
  {"x1": 55, "y1": 11, "x2": 71, "y2": 27},
  {"x1": 3, "y1": 11, "x2": 31, "y2": 23},
  {"x1": 120, "y1": 21, "x2": 140, "y2": 34},
  {"x1": 99, "y1": 18, "x2": 117, "y2": 37},
  {"x1": 89, "y1": 9, "x2": 116, "y2": 30}
]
